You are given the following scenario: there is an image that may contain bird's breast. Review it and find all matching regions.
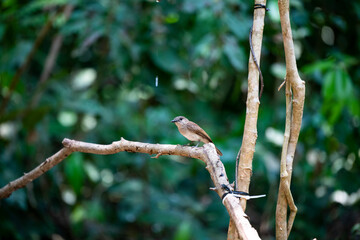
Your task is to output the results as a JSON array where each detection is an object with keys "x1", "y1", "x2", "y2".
[{"x1": 178, "y1": 126, "x2": 201, "y2": 142}]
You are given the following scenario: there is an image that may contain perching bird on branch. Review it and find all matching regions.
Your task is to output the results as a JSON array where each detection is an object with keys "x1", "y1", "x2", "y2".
[{"x1": 171, "y1": 116, "x2": 223, "y2": 156}]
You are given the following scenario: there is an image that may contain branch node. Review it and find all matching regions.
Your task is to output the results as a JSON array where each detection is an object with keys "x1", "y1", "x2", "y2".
[
  {"x1": 151, "y1": 152, "x2": 163, "y2": 159},
  {"x1": 62, "y1": 138, "x2": 72, "y2": 147},
  {"x1": 278, "y1": 78, "x2": 286, "y2": 91},
  {"x1": 209, "y1": 186, "x2": 217, "y2": 191}
]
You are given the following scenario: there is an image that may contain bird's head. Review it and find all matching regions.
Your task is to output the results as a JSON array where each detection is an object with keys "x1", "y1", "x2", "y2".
[{"x1": 171, "y1": 116, "x2": 189, "y2": 125}]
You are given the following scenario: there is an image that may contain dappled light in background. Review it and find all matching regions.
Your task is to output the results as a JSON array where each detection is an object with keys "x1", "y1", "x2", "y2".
[
  {"x1": 321, "y1": 26, "x2": 335, "y2": 46},
  {"x1": 58, "y1": 111, "x2": 78, "y2": 127},
  {"x1": 0, "y1": 122, "x2": 17, "y2": 139},
  {"x1": 71, "y1": 68, "x2": 97, "y2": 90}
]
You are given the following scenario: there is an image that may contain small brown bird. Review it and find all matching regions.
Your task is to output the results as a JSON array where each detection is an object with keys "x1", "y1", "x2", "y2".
[{"x1": 171, "y1": 116, "x2": 223, "y2": 156}]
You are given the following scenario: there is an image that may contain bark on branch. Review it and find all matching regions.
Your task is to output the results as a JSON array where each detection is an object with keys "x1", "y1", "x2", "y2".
[
  {"x1": 228, "y1": 1, "x2": 267, "y2": 239},
  {"x1": 0, "y1": 138, "x2": 261, "y2": 239},
  {"x1": 276, "y1": 0, "x2": 305, "y2": 239},
  {"x1": 236, "y1": 0, "x2": 267, "y2": 210}
]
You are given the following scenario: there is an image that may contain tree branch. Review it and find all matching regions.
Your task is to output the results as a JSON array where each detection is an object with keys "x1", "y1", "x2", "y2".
[
  {"x1": 229, "y1": 1, "x2": 267, "y2": 238},
  {"x1": 236, "y1": 0, "x2": 267, "y2": 210},
  {"x1": 276, "y1": 0, "x2": 305, "y2": 239},
  {"x1": 0, "y1": 138, "x2": 261, "y2": 239},
  {"x1": 276, "y1": 81, "x2": 298, "y2": 239},
  {"x1": 0, "y1": 11, "x2": 56, "y2": 116},
  {"x1": 29, "y1": 4, "x2": 74, "y2": 110}
]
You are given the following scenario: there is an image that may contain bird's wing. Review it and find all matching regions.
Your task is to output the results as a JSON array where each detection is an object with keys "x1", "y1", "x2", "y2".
[{"x1": 188, "y1": 121, "x2": 213, "y2": 143}]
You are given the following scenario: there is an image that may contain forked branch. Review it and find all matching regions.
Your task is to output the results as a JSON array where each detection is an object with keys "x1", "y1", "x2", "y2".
[
  {"x1": 276, "y1": 0, "x2": 305, "y2": 239},
  {"x1": 0, "y1": 138, "x2": 260, "y2": 239},
  {"x1": 277, "y1": 81, "x2": 298, "y2": 238}
]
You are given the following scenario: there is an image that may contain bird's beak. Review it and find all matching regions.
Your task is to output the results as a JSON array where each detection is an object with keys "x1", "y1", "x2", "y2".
[{"x1": 171, "y1": 119, "x2": 176, "y2": 123}]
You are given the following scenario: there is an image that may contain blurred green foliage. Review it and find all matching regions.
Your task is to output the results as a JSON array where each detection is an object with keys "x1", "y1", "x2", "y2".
[{"x1": 1, "y1": 0, "x2": 359, "y2": 239}]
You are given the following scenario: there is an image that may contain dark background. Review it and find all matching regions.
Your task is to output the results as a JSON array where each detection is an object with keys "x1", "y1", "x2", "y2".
[{"x1": 0, "y1": 0, "x2": 359, "y2": 239}]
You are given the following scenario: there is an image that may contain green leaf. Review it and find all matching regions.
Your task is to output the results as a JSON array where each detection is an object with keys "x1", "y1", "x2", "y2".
[
  {"x1": 151, "y1": 48, "x2": 188, "y2": 74},
  {"x1": 328, "y1": 102, "x2": 344, "y2": 124},
  {"x1": 340, "y1": 69, "x2": 353, "y2": 100},
  {"x1": 351, "y1": 223, "x2": 360, "y2": 235},
  {"x1": 165, "y1": 13, "x2": 180, "y2": 24},
  {"x1": 321, "y1": 68, "x2": 356, "y2": 124},
  {"x1": 65, "y1": 153, "x2": 85, "y2": 195},
  {"x1": 335, "y1": 69, "x2": 352, "y2": 101},
  {"x1": 342, "y1": 54, "x2": 358, "y2": 67},
  {"x1": 334, "y1": 69, "x2": 343, "y2": 100},
  {"x1": 86, "y1": 200, "x2": 106, "y2": 222},
  {"x1": 223, "y1": 11, "x2": 251, "y2": 40},
  {"x1": 71, "y1": 205, "x2": 86, "y2": 223},
  {"x1": 302, "y1": 58, "x2": 335, "y2": 74},
  {"x1": 173, "y1": 221, "x2": 192, "y2": 240},
  {"x1": 322, "y1": 70, "x2": 336, "y2": 101},
  {"x1": 0, "y1": 72, "x2": 12, "y2": 88},
  {"x1": 349, "y1": 97, "x2": 360, "y2": 117},
  {"x1": 223, "y1": 36, "x2": 246, "y2": 71},
  {"x1": 194, "y1": 34, "x2": 216, "y2": 59},
  {"x1": 323, "y1": 68, "x2": 356, "y2": 123}
]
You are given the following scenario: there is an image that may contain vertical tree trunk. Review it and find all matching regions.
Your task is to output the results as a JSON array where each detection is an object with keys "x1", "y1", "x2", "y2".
[{"x1": 276, "y1": 0, "x2": 305, "y2": 239}]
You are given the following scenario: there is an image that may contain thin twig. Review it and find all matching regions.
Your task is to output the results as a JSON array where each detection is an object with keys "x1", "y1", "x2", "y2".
[
  {"x1": 29, "y1": 5, "x2": 74, "y2": 109},
  {"x1": 0, "y1": 11, "x2": 57, "y2": 116},
  {"x1": 277, "y1": 78, "x2": 286, "y2": 91}
]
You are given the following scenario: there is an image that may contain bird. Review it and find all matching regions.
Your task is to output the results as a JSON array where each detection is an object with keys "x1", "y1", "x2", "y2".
[{"x1": 171, "y1": 116, "x2": 223, "y2": 156}]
